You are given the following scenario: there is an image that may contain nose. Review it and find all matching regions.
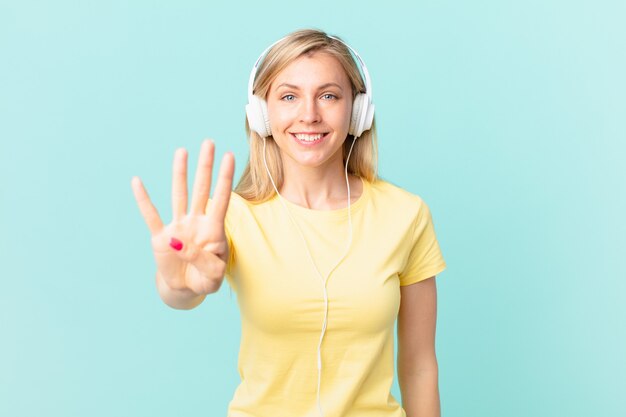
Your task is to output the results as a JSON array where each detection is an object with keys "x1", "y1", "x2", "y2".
[{"x1": 299, "y1": 96, "x2": 321, "y2": 124}]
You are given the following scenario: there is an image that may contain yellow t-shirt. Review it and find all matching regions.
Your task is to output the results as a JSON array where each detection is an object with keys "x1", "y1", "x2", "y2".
[{"x1": 223, "y1": 178, "x2": 446, "y2": 417}]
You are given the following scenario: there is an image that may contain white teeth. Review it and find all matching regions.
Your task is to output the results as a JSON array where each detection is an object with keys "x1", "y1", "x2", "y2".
[{"x1": 294, "y1": 133, "x2": 324, "y2": 141}]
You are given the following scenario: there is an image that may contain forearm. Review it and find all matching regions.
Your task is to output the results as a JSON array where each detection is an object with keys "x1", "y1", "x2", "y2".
[
  {"x1": 398, "y1": 367, "x2": 441, "y2": 417},
  {"x1": 155, "y1": 269, "x2": 209, "y2": 310}
]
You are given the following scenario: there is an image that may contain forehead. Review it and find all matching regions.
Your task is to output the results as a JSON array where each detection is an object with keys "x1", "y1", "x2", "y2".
[{"x1": 270, "y1": 51, "x2": 350, "y2": 89}]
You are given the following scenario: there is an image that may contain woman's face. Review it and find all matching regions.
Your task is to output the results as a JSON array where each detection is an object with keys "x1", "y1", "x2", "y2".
[{"x1": 266, "y1": 51, "x2": 353, "y2": 172}]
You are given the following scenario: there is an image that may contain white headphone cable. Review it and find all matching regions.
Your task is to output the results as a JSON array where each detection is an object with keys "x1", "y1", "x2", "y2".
[{"x1": 262, "y1": 135, "x2": 359, "y2": 417}]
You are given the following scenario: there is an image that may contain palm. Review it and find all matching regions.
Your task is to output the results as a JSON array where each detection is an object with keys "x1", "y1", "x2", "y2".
[
  {"x1": 131, "y1": 139, "x2": 235, "y2": 295},
  {"x1": 151, "y1": 211, "x2": 228, "y2": 290}
]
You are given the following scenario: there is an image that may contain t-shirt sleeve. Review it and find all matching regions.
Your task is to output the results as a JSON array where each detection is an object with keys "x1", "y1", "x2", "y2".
[{"x1": 398, "y1": 200, "x2": 447, "y2": 286}]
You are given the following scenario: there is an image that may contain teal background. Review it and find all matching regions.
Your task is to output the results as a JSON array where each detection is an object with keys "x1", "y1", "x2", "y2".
[{"x1": 1, "y1": 0, "x2": 624, "y2": 416}]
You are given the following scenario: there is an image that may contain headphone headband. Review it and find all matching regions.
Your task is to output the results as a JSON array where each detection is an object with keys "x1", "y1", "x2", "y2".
[{"x1": 247, "y1": 34, "x2": 372, "y2": 102}]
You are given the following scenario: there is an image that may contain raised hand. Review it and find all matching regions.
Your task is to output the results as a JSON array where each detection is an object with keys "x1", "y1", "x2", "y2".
[{"x1": 131, "y1": 139, "x2": 235, "y2": 296}]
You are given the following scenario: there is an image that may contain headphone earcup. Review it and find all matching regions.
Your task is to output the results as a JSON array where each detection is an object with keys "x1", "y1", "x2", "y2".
[
  {"x1": 349, "y1": 93, "x2": 374, "y2": 138},
  {"x1": 246, "y1": 95, "x2": 272, "y2": 138},
  {"x1": 349, "y1": 93, "x2": 363, "y2": 137}
]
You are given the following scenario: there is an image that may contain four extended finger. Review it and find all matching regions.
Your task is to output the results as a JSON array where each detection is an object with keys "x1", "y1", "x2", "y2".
[
  {"x1": 172, "y1": 148, "x2": 188, "y2": 221},
  {"x1": 190, "y1": 139, "x2": 215, "y2": 215},
  {"x1": 131, "y1": 176, "x2": 164, "y2": 235}
]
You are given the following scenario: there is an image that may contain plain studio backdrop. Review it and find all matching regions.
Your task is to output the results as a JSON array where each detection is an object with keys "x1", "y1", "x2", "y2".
[{"x1": 1, "y1": 1, "x2": 624, "y2": 416}]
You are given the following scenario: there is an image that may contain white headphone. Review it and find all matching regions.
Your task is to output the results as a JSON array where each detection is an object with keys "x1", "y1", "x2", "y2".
[{"x1": 245, "y1": 34, "x2": 375, "y2": 139}]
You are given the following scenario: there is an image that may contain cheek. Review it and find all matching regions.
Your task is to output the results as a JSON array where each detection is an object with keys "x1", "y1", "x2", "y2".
[
  {"x1": 333, "y1": 101, "x2": 353, "y2": 131},
  {"x1": 267, "y1": 102, "x2": 294, "y2": 130}
]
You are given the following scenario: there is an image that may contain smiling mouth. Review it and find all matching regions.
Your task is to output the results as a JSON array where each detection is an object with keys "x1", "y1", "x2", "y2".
[{"x1": 290, "y1": 132, "x2": 329, "y2": 142}]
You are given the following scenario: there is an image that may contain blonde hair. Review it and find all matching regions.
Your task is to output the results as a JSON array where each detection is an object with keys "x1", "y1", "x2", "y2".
[{"x1": 234, "y1": 28, "x2": 379, "y2": 203}]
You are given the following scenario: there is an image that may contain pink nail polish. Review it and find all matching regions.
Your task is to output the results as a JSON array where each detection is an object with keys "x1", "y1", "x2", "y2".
[{"x1": 169, "y1": 237, "x2": 183, "y2": 251}]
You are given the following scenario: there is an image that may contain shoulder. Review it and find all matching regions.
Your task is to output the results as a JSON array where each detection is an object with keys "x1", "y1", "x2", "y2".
[
  {"x1": 225, "y1": 191, "x2": 264, "y2": 216},
  {"x1": 224, "y1": 191, "x2": 274, "y2": 230},
  {"x1": 224, "y1": 192, "x2": 251, "y2": 233},
  {"x1": 368, "y1": 177, "x2": 428, "y2": 213},
  {"x1": 366, "y1": 178, "x2": 438, "y2": 235}
]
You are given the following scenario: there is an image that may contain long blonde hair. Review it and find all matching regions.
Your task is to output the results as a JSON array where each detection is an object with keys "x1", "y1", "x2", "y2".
[{"x1": 234, "y1": 29, "x2": 379, "y2": 203}]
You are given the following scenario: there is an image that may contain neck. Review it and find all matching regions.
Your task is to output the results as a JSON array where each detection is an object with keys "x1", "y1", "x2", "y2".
[{"x1": 279, "y1": 158, "x2": 356, "y2": 210}]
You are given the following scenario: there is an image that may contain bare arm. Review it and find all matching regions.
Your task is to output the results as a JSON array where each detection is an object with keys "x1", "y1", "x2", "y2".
[{"x1": 398, "y1": 276, "x2": 441, "y2": 417}]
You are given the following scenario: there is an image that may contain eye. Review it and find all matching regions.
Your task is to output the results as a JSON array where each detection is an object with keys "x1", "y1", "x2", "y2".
[
  {"x1": 321, "y1": 93, "x2": 337, "y2": 100},
  {"x1": 281, "y1": 94, "x2": 296, "y2": 101}
]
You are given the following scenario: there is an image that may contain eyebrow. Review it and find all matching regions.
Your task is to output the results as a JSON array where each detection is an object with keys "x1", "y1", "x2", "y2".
[{"x1": 276, "y1": 82, "x2": 344, "y2": 91}]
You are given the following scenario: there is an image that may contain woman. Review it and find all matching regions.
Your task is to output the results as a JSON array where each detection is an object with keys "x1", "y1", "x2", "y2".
[{"x1": 131, "y1": 29, "x2": 446, "y2": 417}]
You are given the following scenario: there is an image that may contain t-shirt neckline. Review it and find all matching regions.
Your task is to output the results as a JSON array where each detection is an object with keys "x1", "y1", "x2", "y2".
[{"x1": 270, "y1": 177, "x2": 370, "y2": 220}]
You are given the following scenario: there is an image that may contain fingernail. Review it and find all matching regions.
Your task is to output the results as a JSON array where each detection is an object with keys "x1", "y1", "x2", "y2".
[{"x1": 169, "y1": 237, "x2": 183, "y2": 251}]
